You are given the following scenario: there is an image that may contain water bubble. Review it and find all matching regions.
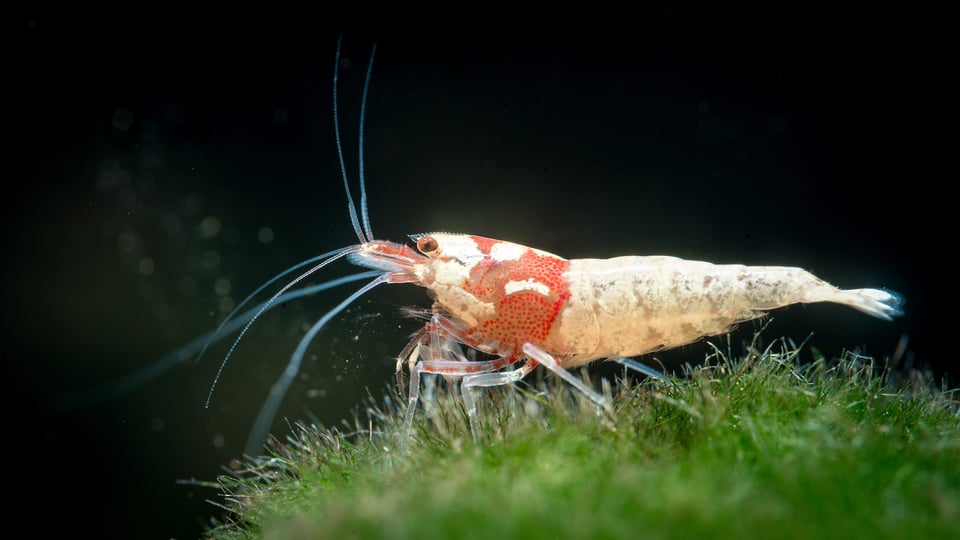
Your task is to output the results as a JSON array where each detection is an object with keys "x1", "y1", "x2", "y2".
[
  {"x1": 117, "y1": 230, "x2": 138, "y2": 252},
  {"x1": 218, "y1": 296, "x2": 235, "y2": 313},
  {"x1": 258, "y1": 226, "x2": 274, "y2": 244},
  {"x1": 214, "y1": 278, "x2": 231, "y2": 296},
  {"x1": 113, "y1": 108, "x2": 134, "y2": 132},
  {"x1": 138, "y1": 258, "x2": 155, "y2": 275},
  {"x1": 199, "y1": 216, "x2": 222, "y2": 239}
]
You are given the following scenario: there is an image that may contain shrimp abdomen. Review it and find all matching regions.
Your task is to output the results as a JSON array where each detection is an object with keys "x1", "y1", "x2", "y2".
[{"x1": 551, "y1": 256, "x2": 903, "y2": 367}]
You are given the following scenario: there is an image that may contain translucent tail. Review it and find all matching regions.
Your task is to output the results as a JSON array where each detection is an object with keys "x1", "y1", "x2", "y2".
[{"x1": 827, "y1": 287, "x2": 905, "y2": 321}]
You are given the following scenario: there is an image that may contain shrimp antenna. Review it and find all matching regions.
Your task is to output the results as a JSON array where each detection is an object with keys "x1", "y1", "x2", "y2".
[
  {"x1": 244, "y1": 273, "x2": 391, "y2": 456},
  {"x1": 204, "y1": 245, "x2": 365, "y2": 408},
  {"x1": 194, "y1": 248, "x2": 352, "y2": 366},
  {"x1": 333, "y1": 34, "x2": 368, "y2": 244},
  {"x1": 55, "y1": 270, "x2": 380, "y2": 410},
  {"x1": 357, "y1": 42, "x2": 378, "y2": 242}
]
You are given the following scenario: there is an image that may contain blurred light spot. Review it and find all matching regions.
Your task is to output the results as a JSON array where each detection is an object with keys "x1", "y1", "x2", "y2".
[
  {"x1": 118, "y1": 230, "x2": 138, "y2": 252},
  {"x1": 150, "y1": 417, "x2": 165, "y2": 431},
  {"x1": 306, "y1": 388, "x2": 328, "y2": 398},
  {"x1": 113, "y1": 108, "x2": 134, "y2": 132},
  {"x1": 218, "y1": 296, "x2": 235, "y2": 313},
  {"x1": 214, "y1": 278, "x2": 231, "y2": 296},
  {"x1": 258, "y1": 226, "x2": 274, "y2": 243},
  {"x1": 201, "y1": 250, "x2": 221, "y2": 269},
  {"x1": 212, "y1": 434, "x2": 225, "y2": 449},
  {"x1": 178, "y1": 275, "x2": 197, "y2": 296},
  {"x1": 179, "y1": 194, "x2": 202, "y2": 216},
  {"x1": 138, "y1": 258, "x2": 155, "y2": 275},
  {"x1": 200, "y1": 216, "x2": 222, "y2": 239},
  {"x1": 98, "y1": 160, "x2": 132, "y2": 192},
  {"x1": 698, "y1": 100, "x2": 711, "y2": 113},
  {"x1": 160, "y1": 213, "x2": 181, "y2": 235},
  {"x1": 273, "y1": 109, "x2": 288, "y2": 123},
  {"x1": 97, "y1": 159, "x2": 120, "y2": 191}
]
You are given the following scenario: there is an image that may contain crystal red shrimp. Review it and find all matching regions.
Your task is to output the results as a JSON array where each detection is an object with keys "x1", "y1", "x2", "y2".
[
  {"x1": 349, "y1": 234, "x2": 903, "y2": 438},
  {"x1": 204, "y1": 38, "x2": 903, "y2": 454}
]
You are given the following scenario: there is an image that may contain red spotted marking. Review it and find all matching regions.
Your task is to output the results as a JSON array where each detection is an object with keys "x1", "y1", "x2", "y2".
[{"x1": 459, "y1": 237, "x2": 571, "y2": 350}]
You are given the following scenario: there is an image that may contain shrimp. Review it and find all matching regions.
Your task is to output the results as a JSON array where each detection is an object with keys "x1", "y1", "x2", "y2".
[
  {"x1": 206, "y1": 38, "x2": 904, "y2": 454},
  {"x1": 350, "y1": 234, "x2": 903, "y2": 439}
]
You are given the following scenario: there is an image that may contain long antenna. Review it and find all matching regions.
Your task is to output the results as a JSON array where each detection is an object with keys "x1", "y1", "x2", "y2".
[
  {"x1": 333, "y1": 34, "x2": 365, "y2": 243},
  {"x1": 358, "y1": 42, "x2": 378, "y2": 242},
  {"x1": 244, "y1": 273, "x2": 391, "y2": 456}
]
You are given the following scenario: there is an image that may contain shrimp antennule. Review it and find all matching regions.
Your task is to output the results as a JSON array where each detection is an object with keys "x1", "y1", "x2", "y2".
[
  {"x1": 240, "y1": 37, "x2": 390, "y2": 453},
  {"x1": 204, "y1": 245, "x2": 365, "y2": 408},
  {"x1": 195, "y1": 249, "x2": 366, "y2": 366}
]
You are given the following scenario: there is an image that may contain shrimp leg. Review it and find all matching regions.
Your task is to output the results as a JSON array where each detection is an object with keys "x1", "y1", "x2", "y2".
[
  {"x1": 403, "y1": 354, "x2": 523, "y2": 434},
  {"x1": 461, "y1": 358, "x2": 537, "y2": 442},
  {"x1": 522, "y1": 343, "x2": 613, "y2": 414}
]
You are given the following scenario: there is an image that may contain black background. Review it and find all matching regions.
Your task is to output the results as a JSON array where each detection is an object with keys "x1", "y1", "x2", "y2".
[{"x1": 7, "y1": 10, "x2": 942, "y2": 539}]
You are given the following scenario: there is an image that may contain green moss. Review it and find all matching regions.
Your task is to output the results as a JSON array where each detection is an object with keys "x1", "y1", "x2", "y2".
[{"x1": 203, "y1": 337, "x2": 960, "y2": 540}]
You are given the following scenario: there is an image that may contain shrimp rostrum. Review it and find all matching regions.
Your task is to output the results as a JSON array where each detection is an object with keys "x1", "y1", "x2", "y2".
[{"x1": 207, "y1": 39, "x2": 904, "y2": 454}]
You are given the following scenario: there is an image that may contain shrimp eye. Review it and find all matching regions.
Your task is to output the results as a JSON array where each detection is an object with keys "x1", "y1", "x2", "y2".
[{"x1": 417, "y1": 236, "x2": 440, "y2": 256}]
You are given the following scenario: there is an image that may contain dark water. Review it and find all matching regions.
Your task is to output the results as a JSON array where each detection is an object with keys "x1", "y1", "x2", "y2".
[{"x1": 9, "y1": 16, "x2": 938, "y2": 539}]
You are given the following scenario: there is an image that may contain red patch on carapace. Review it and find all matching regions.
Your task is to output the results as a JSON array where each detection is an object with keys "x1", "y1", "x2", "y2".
[
  {"x1": 460, "y1": 239, "x2": 570, "y2": 350},
  {"x1": 469, "y1": 235, "x2": 500, "y2": 255}
]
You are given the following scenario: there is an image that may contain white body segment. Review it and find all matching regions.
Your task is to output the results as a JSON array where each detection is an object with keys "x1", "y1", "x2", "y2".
[{"x1": 548, "y1": 256, "x2": 900, "y2": 367}]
